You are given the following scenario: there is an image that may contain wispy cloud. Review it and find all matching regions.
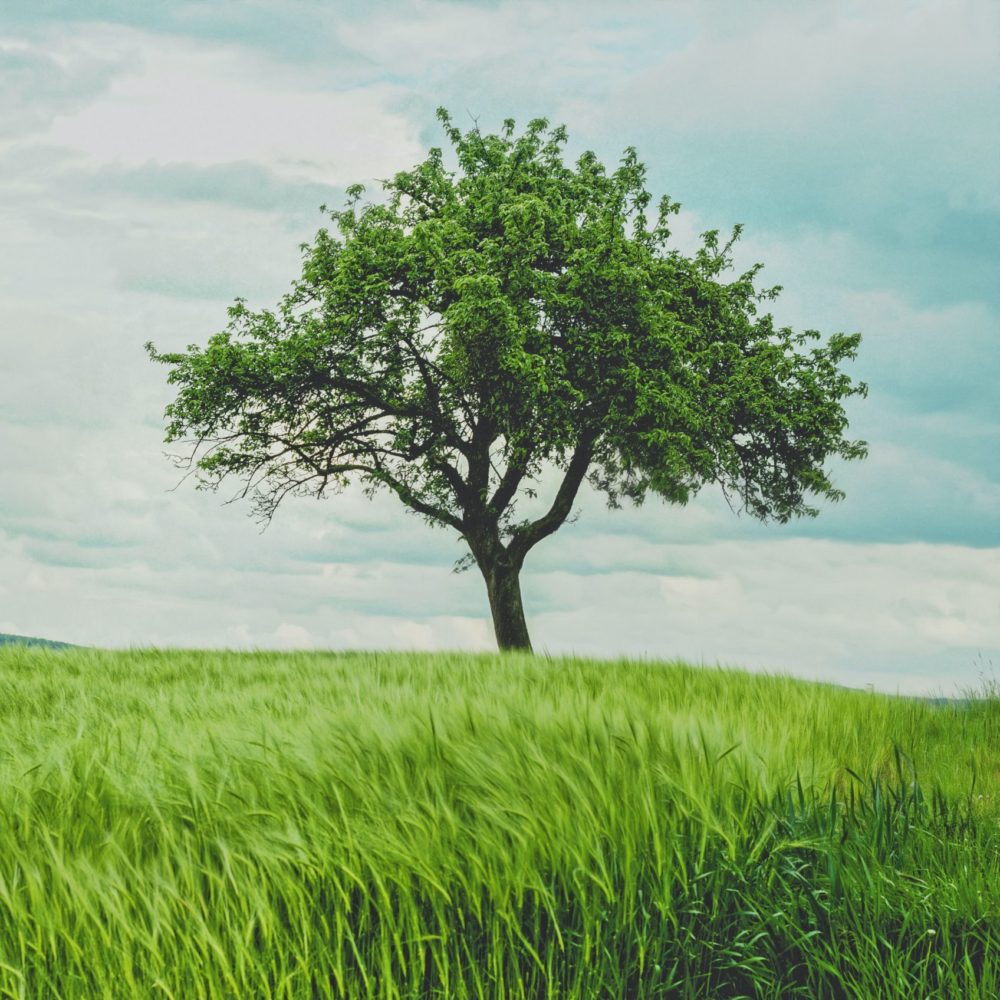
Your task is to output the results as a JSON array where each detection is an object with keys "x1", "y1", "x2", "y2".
[{"x1": 38, "y1": 26, "x2": 421, "y2": 183}]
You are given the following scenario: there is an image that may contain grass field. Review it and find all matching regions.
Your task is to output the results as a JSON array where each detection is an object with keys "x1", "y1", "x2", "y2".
[{"x1": 0, "y1": 647, "x2": 997, "y2": 999}]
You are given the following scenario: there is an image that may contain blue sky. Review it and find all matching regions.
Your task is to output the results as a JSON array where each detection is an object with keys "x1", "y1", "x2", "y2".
[{"x1": 1, "y1": 0, "x2": 997, "y2": 693}]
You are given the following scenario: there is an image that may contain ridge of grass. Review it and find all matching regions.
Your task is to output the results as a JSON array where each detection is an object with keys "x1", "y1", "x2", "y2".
[{"x1": 0, "y1": 647, "x2": 997, "y2": 998}]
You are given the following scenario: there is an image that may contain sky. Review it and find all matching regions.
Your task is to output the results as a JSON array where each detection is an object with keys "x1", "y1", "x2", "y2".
[{"x1": 1, "y1": 0, "x2": 997, "y2": 694}]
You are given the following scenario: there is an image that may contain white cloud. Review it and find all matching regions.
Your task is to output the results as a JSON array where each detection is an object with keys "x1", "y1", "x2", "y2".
[
  {"x1": 0, "y1": 29, "x2": 127, "y2": 140},
  {"x1": 525, "y1": 538, "x2": 1000, "y2": 695},
  {"x1": 633, "y1": 1, "x2": 993, "y2": 124},
  {"x1": 336, "y1": 0, "x2": 646, "y2": 92},
  {"x1": 588, "y1": 0, "x2": 998, "y2": 197},
  {"x1": 272, "y1": 622, "x2": 313, "y2": 649},
  {"x1": 35, "y1": 24, "x2": 423, "y2": 185}
]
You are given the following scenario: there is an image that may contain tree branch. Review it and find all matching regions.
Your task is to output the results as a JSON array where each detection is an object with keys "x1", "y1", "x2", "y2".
[
  {"x1": 489, "y1": 460, "x2": 528, "y2": 516},
  {"x1": 507, "y1": 430, "x2": 597, "y2": 566},
  {"x1": 395, "y1": 328, "x2": 475, "y2": 460},
  {"x1": 368, "y1": 454, "x2": 464, "y2": 530}
]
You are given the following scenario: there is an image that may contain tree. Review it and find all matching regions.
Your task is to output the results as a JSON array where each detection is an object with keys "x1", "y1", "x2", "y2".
[{"x1": 147, "y1": 109, "x2": 867, "y2": 652}]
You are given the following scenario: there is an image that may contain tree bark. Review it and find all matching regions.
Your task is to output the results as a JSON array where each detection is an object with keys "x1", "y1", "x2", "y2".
[
  {"x1": 466, "y1": 524, "x2": 531, "y2": 651},
  {"x1": 481, "y1": 555, "x2": 532, "y2": 652}
]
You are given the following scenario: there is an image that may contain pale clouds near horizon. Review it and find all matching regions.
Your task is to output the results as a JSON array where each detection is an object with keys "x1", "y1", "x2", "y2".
[{"x1": 1, "y1": 0, "x2": 997, "y2": 695}]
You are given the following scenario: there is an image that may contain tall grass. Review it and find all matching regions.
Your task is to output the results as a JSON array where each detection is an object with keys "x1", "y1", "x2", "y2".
[{"x1": 0, "y1": 647, "x2": 997, "y2": 998}]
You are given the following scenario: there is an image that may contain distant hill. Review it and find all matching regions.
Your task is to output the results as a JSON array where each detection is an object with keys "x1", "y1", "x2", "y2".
[{"x1": 0, "y1": 633, "x2": 76, "y2": 649}]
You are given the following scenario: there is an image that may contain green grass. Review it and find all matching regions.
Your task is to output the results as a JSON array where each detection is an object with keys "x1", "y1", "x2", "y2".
[{"x1": 0, "y1": 647, "x2": 997, "y2": 999}]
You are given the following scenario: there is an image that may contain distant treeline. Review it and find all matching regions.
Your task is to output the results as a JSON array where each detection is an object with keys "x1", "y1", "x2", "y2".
[{"x1": 0, "y1": 633, "x2": 74, "y2": 649}]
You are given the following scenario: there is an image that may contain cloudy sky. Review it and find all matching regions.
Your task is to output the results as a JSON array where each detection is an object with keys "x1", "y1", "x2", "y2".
[{"x1": 1, "y1": 0, "x2": 997, "y2": 694}]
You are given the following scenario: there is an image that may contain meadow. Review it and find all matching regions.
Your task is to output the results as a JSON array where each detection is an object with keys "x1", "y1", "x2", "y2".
[{"x1": 0, "y1": 647, "x2": 997, "y2": 999}]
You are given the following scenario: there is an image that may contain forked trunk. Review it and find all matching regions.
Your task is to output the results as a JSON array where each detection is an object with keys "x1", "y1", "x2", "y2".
[{"x1": 481, "y1": 557, "x2": 532, "y2": 652}]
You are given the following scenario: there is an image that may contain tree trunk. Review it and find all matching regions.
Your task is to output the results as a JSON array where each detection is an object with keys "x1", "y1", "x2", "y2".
[{"x1": 480, "y1": 555, "x2": 532, "y2": 653}]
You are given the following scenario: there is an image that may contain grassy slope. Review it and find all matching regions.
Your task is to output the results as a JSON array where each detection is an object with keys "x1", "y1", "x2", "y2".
[{"x1": 0, "y1": 647, "x2": 997, "y2": 999}]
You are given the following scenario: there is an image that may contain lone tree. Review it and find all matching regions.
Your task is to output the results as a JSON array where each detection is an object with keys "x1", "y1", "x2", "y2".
[{"x1": 147, "y1": 109, "x2": 867, "y2": 652}]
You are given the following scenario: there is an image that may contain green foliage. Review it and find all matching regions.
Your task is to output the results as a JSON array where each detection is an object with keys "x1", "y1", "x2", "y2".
[
  {"x1": 0, "y1": 647, "x2": 997, "y2": 998},
  {"x1": 147, "y1": 108, "x2": 867, "y2": 541}
]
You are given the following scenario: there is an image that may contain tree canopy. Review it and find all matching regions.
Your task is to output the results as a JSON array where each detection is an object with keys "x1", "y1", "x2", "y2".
[{"x1": 147, "y1": 108, "x2": 867, "y2": 651}]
